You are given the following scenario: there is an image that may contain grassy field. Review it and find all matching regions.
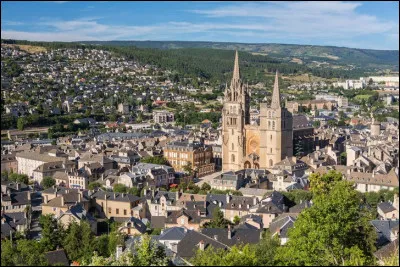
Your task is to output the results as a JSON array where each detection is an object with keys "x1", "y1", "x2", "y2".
[{"x1": 2, "y1": 44, "x2": 47, "y2": 53}]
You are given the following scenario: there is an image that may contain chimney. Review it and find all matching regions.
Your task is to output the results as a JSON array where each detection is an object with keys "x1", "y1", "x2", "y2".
[
  {"x1": 199, "y1": 240, "x2": 205, "y2": 251},
  {"x1": 116, "y1": 245, "x2": 123, "y2": 259},
  {"x1": 44, "y1": 195, "x2": 49, "y2": 204},
  {"x1": 316, "y1": 145, "x2": 320, "y2": 151},
  {"x1": 197, "y1": 209, "x2": 200, "y2": 217},
  {"x1": 226, "y1": 193, "x2": 230, "y2": 204},
  {"x1": 61, "y1": 196, "x2": 65, "y2": 206},
  {"x1": 78, "y1": 192, "x2": 82, "y2": 202},
  {"x1": 214, "y1": 235, "x2": 218, "y2": 241},
  {"x1": 227, "y1": 225, "x2": 232, "y2": 239},
  {"x1": 253, "y1": 196, "x2": 257, "y2": 206},
  {"x1": 27, "y1": 192, "x2": 31, "y2": 201},
  {"x1": 16, "y1": 183, "x2": 21, "y2": 191}
]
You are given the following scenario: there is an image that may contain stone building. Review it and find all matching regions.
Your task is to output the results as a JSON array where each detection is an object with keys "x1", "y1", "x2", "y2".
[
  {"x1": 164, "y1": 141, "x2": 215, "y2": 177},
  {"x1": 222, "y1": 51, "x2": 293, "y2": 171},
  {"x1": 153, "y1": 110, "x2": 174, "y2": 124}
]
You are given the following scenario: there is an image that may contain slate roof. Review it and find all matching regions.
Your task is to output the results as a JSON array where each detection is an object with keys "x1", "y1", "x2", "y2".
[
  {"x1": 157, "y1": 227, "x2": 187, "y2": 241},
  {"x1": 378, "y1": 202, "x2": 396, "y2": 214},
  {"x1": 176, "y1": 229, "x2": 229, "y2": 259},
  {"x1": 288, "y1": 200, "x2": 312, "y2": 213},
  {"x1": 90, "y1": 190, "x2": 141, "y2": 203},
  {"x1": 59, "y1": 203, "x2": 96, "y2": 223},
  {"x1": 119, "y1": 217, "x2": 147, "y2": 234},
  {"x1": 370, "y1": 220, "x2": 399, "y2": 247},
  {"x1": 200, "y1": 228, "x2": 261, "y2": 247},
  {"x1": 45, "y1": 249, "x2": 70, "y2": 266},
  {"x1": 269, "y1": 214, "x2": 297, "y2": 238}
]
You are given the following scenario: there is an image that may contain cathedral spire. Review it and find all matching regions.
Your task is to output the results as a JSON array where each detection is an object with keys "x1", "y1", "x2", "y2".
[
  {"x1": 232, "y1": 50, "x2": 240, "y2": 81},
  {"x1": 271, "y1": 70, "x2": 281, "y2": 109}
]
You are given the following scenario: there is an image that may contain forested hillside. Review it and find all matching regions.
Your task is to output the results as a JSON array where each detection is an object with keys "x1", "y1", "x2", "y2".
[
  {"x1": 1, "y1": 39, "x2": 386, "y2": 85},
  {"x1": 77, "y1": 40, "x2": 399, "y2": 69}
]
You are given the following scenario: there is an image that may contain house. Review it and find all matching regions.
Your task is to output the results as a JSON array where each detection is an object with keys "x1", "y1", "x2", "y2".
[
  {"x1": 90, "y1": 190, "x2": 142, "y2": 219},
  {"x1": 156, "y1": 227, "x2": 187, "y2": 253},
  {"x1": 200, "y1": 226, "x2": 261, "y2": 247},
  {"x1": 370, "y1": 220, "x2": 399, "y2": 247},
  {"x1": 269, "y1": 214, "x2": 297, "y2": 245},
  {"x1": 42, "y1": 188, "x2": 90, "y2": 217},
  {"x1": 1, "y1": 211, "x2": 29, "y2": 239},
  {"x1": 118, "y1": 217, "x2": 147, "y2": 236},
  {"x1": 1, "y1": 191, "x2": 31, "y2": 213},
  {"x1": 378, "y1": 202, "x2": 398, "y2": 220},
  {"x1": 58, "y1": 203, "x2": 97, "y2": 234}
]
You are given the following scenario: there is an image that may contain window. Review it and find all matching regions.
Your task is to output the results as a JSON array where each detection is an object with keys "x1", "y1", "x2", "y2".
[
  {"x1": 270, "y1": 148, "x2": 272, "y2": 153},
  {"x1": 231, "y1": 129, "x2": 234, "y2": 135},
  {"x1": 108, "y1": 207, "x2": 112, "y2": 213},
  {"x1": 232, "y1": 143, "x2": 234, "y2": 150},
  {"x1": 268, "y1": 121, "x2": 271, "y2": 128},
  {"x1": 270, "y1": 135, "x2": 272, "y2": 140},
  {"x1": 269, "y1": 159, "x2": 273, "y2": 167},
  {"x1": 124, "y1": 209, "x2": 127, "y2": 215},
  {"x1": 231, "y1": 154, "x2": 235, "y2": 163},
  {"x1": 272, "y1": 121, "x2": 275, "y2": 129},
  {"x1": 116, "y1": 209, "x2": 119, "y2": 215},
  {"x1": 181, "y1": 218, "x2": 185, "y2": 225}
]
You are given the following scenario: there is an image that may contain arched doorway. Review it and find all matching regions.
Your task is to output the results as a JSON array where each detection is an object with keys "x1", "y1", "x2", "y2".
[{"x1": 244, "y1": 161, "x2": 251, "y2": 169}]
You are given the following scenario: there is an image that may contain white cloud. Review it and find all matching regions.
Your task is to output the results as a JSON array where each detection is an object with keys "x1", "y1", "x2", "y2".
[
  {"x1": 4, "y1": 21, "x2": 24, "y2": 26},
  {"x1": 1, "y1": 1, "x2": 398, "y2": 49}
]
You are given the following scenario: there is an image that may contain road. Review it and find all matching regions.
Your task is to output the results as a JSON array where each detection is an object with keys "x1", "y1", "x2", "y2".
[
  {"x1": 28, "y1": 192, "x2": 43, "y2": 240},
  {"x1": 195, "y1": 171, "x2": 224, "y2": 187}
]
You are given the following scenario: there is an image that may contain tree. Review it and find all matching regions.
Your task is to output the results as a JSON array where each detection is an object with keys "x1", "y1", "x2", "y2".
[
  {"x1": 42, "y1": 176, "x2": 56, "y2": 189},
  {"x1": 201, "y1": 182, "x2": 211, "y2": 191},
  {"x1": 340, "y1": 152, "x2": 347, "y2": 165},
  {"x1": 17, "y1": 117, "x2": 26, "y2": 131},
  {"x1": 134, "y1": 234, "x2": 170, "y2": 266},
  {"x1": 309, "y1": 170, "x2": 343, "y2": 195},
  {"x1": 39, "y1": 214, "x2": 64, "y2": 252},
  {"x1": 7, "y1": 239, "x2": 48, "y2": 266},
  {"x1": 275, "y1": 178, "x2": 377, "y2": 266},
  {"x1": 9, "y1": 173, "x2": 29, "y2": 184},
  {"x1": 203, "y1": 206, "x2": 232, "y2": 228},
  {"x1": 63, "y1": 221, "x2": 94, "y2": 263},
  {"x1": 88, "y1": 182, "x2": 103, "y2": 190},
  {"x1": 312, "y1": 120, "x2": 320, "y2": 128},
  {"x1": 183, "y1": 161, "x2": 194, "y2": 177},
  {"x1": 140, "y1": 156, "x2": 170, "y2": 166},
  {"x1": 233, "y1": 215, "x2": 241, "y2": 225},
  {"x1": 113, "y1": 183, "x2": 128, "y2": 193},
  {"x1": 128, "y1": 187, "x2": 140, "y2": 196}
]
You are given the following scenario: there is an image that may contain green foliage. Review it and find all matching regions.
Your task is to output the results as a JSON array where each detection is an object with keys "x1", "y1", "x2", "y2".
[
  {"x1": 17, "y1": 117, "x2": 26, "y2": 131},
  {"x1": 88, "y1": 182, "x2": 103, "y2": 190},
  {"x1": 233, "y1": 215, "x2": 241, "y2": 225},
  {"x1": 309, "y1": 170, "x2": 343, "y2": 195},
  {"x1": 275, "y1": 178, "x2": 377, "y2": 266},
  {"x1": 42, "y1": 176, "x2": 56, "y2": 189},
  {"x1": 63, "y1": 221, "x2": 94, "y2": 263},
  {"x1": 202, "y1": 207, "x2": 232, "y2": 229},
  {"x1": 113, "y1": 183, "x2": 128, "y2": 193},
  {"x1": 128, "y1": 187, "x2": 140, "y2": 197},
  {"x1": 83, "y1": 234, "x2": 170, "y2": 266},
  {"x1": 190, "y1": 233, "x2": 280, "y2": 266},
  {"x1": 1, "y1": 238, "x2": 48, "y2": 266},
  {"x1": 201, "y1": 182, "x2": 211, "y2": 191},
  {"x1": 281, "y1": 190, "x2": 313, "y2": 207},
  {"x1": 8, "y1": 173, "x2": 29, "y2": 184},
  {"x1": 140, "y1": 156, "x2": 170, "y2": 166},
  {"x1": 39, "y1": 214, "x2": 64, "y2": 252}
]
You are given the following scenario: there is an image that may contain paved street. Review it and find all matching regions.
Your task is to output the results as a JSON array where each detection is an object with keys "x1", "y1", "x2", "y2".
[{"x1": 195, "y1": 171, "x2": 224, "y2": 186}]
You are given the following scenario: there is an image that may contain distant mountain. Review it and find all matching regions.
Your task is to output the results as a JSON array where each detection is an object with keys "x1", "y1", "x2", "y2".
[{"x1": 80, "y1": 41, "x2": 399, "y2": 70}]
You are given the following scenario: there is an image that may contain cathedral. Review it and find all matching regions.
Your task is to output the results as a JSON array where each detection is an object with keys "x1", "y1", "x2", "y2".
[{"x1": 222, "y1": 51, "x2": 293, "y2": 171}]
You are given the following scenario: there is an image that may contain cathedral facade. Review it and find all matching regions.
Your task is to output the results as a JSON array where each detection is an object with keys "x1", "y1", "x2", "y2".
[{"x1": 222, "y1": 51, "x2": 293, "y2": 171}]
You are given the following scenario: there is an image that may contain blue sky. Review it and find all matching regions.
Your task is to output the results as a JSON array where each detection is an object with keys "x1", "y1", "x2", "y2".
[{"x1": 1, "y1": 1, "x2": 399, "y2": 50}]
